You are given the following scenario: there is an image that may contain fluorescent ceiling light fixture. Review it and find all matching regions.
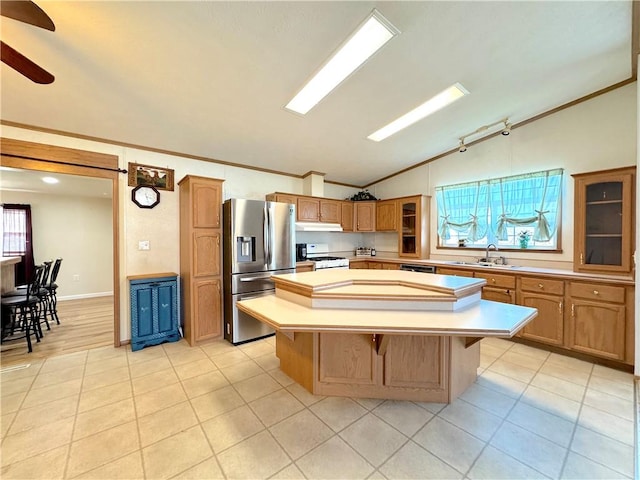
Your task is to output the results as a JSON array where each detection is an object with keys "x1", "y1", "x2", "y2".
[
  {"x1": 285, "y1": 10, "x2": 399, "y2": 115},
  {"x1": 42, "y1": 176, "x2": 59, "y2": 184},
  {"x1": 368, "y1": 83, "x2": 470, "y2": 142}
]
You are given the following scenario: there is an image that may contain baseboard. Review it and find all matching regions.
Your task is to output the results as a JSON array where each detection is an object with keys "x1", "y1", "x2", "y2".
[{"x1": 58, "y1": 292, "x2": 113, "y2": 301}]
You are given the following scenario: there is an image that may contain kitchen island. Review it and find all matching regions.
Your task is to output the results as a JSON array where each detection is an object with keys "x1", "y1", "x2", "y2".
[{"x1": 237, "y1": 269, "x2": 537, "y2": 403}]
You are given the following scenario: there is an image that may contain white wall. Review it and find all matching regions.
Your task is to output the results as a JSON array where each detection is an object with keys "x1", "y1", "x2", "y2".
[
  {"x1": 369, "y1": 83, "x2": 638, "y2": 269},
  {"x1": 0, "y1": 190, "x2": 113, "y2": 298}
]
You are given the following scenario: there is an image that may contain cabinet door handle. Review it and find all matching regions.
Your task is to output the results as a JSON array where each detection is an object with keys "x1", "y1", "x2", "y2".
[
  {"x1": 580, "y1": 253, "x2": 584, "y2": 265},
  {"x1": 593, "y1": 290, "x2": 599, "y2": 295},
  {"x1": 571, "y1": 304, "x2": 575, "y2": 317},
  {"x1": 558, "y1": 302, "x2": 563, "y2": 314},
  {"x1": 491, "y1": 278, "x2": 496, "y2": 283},
  {"x1": 216, "y1": 237, "x2": 220, "y2": 247},
  {"x1": 538, "y1": 283, "x2": 544, "y2": 289}
]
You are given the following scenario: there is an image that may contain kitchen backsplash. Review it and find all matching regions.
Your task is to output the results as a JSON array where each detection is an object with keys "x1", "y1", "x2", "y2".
[{"x1": 295, "y1": 231, "x2": 397, "y2": 254}]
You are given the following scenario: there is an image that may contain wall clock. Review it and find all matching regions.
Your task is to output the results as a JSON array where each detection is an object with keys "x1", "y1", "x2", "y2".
[{"x1": 131, "y1": 185, "x2": 160, "y2": 209}]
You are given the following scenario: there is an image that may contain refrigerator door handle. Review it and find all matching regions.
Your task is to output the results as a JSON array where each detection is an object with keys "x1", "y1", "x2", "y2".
[
  {"x1": 265, "y1": 205, "x2": 272, "y2": 265},
  {"x1": 240, "y1": 274, "x2": 273, "y2": 282}
]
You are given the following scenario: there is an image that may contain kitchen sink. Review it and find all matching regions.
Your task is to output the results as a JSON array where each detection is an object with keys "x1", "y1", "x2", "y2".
[{"x1": 444, "y1": 261, "x2": 520, "y2": 269}]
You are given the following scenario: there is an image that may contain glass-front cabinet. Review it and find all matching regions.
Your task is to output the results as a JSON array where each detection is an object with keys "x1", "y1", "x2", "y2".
[
  {"x1": 572, "y1": 166, "x2": 635, "y2": 274},
  {"x1": 399, "y1": 195, "x2": 429, "y2": 258}
]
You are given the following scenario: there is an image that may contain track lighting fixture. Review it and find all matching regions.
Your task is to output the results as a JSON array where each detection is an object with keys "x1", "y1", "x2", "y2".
[{"x1": 457, "y1": 117, "x2": 511, "y2": 153}]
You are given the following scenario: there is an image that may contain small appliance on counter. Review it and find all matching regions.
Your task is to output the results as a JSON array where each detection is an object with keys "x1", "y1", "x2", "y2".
[
  {"x1": 296, "y1": 243, "x2": 307, "y2": 261},
  {"x1": 306, "y1": 244, "x2": 349, "y2": 270},
  {"x1": 355, "y1": 247, "x2": 376, "y2": 257}
]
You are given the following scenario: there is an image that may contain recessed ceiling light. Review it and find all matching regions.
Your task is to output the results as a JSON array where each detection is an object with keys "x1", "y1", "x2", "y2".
[
  {"x1": 42, "y1": 177, "x2": 59, "y2": 184},
  {"x1": 368, "y1": 83, "x2": 470, "y2": 142},
  {"x1": 285, "y1": 9, "x2": 399, "y2": 115}
]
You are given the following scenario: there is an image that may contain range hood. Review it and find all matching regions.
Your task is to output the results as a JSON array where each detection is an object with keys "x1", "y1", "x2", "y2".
[{"x1": 295, "y1": 222, "x2": 343, "y2": 232}]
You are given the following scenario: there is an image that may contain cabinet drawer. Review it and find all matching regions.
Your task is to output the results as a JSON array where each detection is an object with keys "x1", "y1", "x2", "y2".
[
  {"x1": 436, "y1": 267, "x2": 474, "y2": 277},
  {"x1": 473, "y1": 271, "x2": 515, "y2": 289},
  {"x1": 520, "y1": 277, "x2": 564, "y2": 295},
  {"x1": 570, "y1": 282, "x2": 625, "y2": 304}
]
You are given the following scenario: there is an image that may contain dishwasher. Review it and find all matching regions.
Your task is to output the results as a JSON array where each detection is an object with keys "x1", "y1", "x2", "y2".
[{"x1": 399, "y1": 264, "x2": 436, "y2": 274}]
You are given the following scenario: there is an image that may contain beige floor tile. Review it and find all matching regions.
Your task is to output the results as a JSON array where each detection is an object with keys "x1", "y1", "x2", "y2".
[
  {"x1": 508, "y1": 342, "x2": 551, "y2": 361},
  {"x1": 190, "y1": 385, "x2": 246, "y2": 422},
  {"x1": 216, "y1": 430, "x2": 291, "y2": 479},
  {"x1": 539, "y1": 361, "x2": 591, "y2": 386},
  {"x1": 200, "y1": 339, "x2": 237, "y2": 358},
  {"x1": 128, "y1": 356, "x2": 172, "y2": 379},
  {"x1": 8, "y1": 395, "x2": 78, "y2": 435},
  {"x1": 73, "y1": 398, "x2": 136, "y2": 441},
  {"x1": 467, "y1": 445, "x2": 547, "y2": 479},
  {"x1": 530, "y1": 371, "x2": 586, "y2": 402},
  {"x1": 507, "y1": 401, "x2": 575, "y2": 447},
  {"x1": 238, "y1": 341, "x2": 275, "y2": 359},
  {"x1": 297, "y1": 436, "x2": 374, "y2": 479},
  {"x1": 545, "y1": 352, "x2": 594, "y2": 374},
  {"x1": 310, "y1": 396, "x2": 367, "y2": 432},
  {"x1": 211, "y1": 349, "x2": 250, "y2": 369},
  {"x1": 234, "y1": 372, "x2": 282, "y2": 403},
  {"x1": 166, "y1": 347, "x2": 209, "y2": 367},
  {"x1": 202, "y1": 405, "x2": 264, "y2": 453},
  {"x1": 578, "y1": 404, "x2": 634, "y2": 446},
  {"x1": 21, "y1": 378, "x2": 82, "y2": 408},
  {"x1": 82, "y1": 366, "x2": 130, "y2": 392},
  {"x1": 491, "y1": 421, "x2": 566, "y2": 478},
  {"x1": 83, "y1": 355, "x2": 128, "y2": 377},
  {"x1": 74, "y1": 451, "x2": 145, "y2": 480},
  {"x1": 134, "y1": 382, "x2": 187, "y2": 418},
  {"x1": 269, "y1": 409, "x2": 334, "y2": 459},
  {"x1": 1, "y1": 376, "x2": 34, "y2": 397},
  {"x1": 591, "y1": 364, "x2": 633, "y2": 383},
  {"x1": 85, "y1": 345, "x2": 127, "y2": 364},
  {"x1": 269, "y1": 368, "x2": 296, "y2": 387},
  {"x1": 39, "y1": 351, "x2": 87, "y2": 373},
  {"x1": 142, "y1": 425, "x2": 212, "y2": 479},
  {"x1": 173, "y1": 358, "x2": 218, "y2": 381},
  {"x1": 479, "y1": 354, "x2": 497, "y2": 370},
  {"x1": 414, "y1": 416, "x2": 484, "y2": 474},
  {"x1": 181, "y1": 370, "x2": 230, "y2": 399},
  {"x1": 340, "y1": 413, "x2": 407, "y2": 468},
  {"x1": 487, "y1": 358, "x2": 537, "y2": 384},
  {"x1": 479, "y1": 343, "x2": 508, "y2": 360},
  {"x1": 249, "y1": 388, "x2": 304, "y2": 427},
  {"x1": 131, "y1": 368, "x2": 179, "y2": 396},
  {"x1": 475, "y1": 369, "x2": 528, "y2": 399},
  {"x1": 438, "y1": 399, "x2": 502, "y2": 441},
  {"x1": 561, "y1": 451, "x2": 631, "y2": 479},
  {"x1": 372, "y1": 400, "x2": 433, "y2": 436},
  {"x1": 127, "y1": 345, "x2": 168, "y2": 364},
  {"x1": 78, "y1": 380, "x2": 132, "y2": 413},
  {"x1": 583, "y1": 387, "x2": 634, "y2": 421},
  {"x1": 480, "y1": 337, "x2": 514, "y2": 351},
  {"x1": 379, "y1": 440, "x2": 461, "y2": 479},
  {"x1": 0, "y1": 391, "x2": 26, "y2": 414},
  {"x1": 459, "y1": 382, "x2": 516, "y2": 418},
  {"x1": 1, "y1": 411, "x2": 16, "y2": 438},
  {"x1": 521, "y1": 385, "x2": 581, "y2": 421},
  {"x1": 588, "y1": 375, "x2": 634, "y2": 400},
  {"x1": 66, "y1": 421, "x2": 139, "y2": 478},
  {"x1": 270, "y1": 463, "x2": 306, "y2": 479},
  {"x1": 172, "y1": 457, "x2": 225, "y2": 479},
  {"x1": 501, "y1": 350, "x2": 546, "y2": 370},
  {"x1": 218, "y1": 360, "x2": 263, "y2": 383},
  {"x1": 138, "y1": 400, "x2": 199, "y2": 447},
  {"x1": 0, "y1": 444, "x2": 68, "y2": 480},
  {"x1": 285, "y1": 383, "x2": 324, "y2": 406},
  {"x1": 1, "y1": 416, "x2": 74, "y2": 466},
  {"x1": 417, "y1": 401, "x2": 447, "y2": 415},
  {"x1": 0, "y1": 363, "x2": 41, "y2": 381},
  {"x1": 253, "y1": 352, "x2": 281, "y2": 371},
  {"x1": 570, "y1": 426, "x2": 633, "y2": 478},
  {"x1": 353, "y1": 397, "x2": 384, "y2": 410}
]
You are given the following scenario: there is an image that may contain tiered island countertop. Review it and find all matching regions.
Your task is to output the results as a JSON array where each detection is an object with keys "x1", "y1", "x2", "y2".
[{"x1": 237, "y1": 270, "x2": 537, "y2": 403}]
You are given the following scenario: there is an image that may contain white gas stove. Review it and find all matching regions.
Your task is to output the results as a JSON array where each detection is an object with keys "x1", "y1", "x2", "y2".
[{"x1": 306, "y1": 243, "x2": 350, "y2": 270}]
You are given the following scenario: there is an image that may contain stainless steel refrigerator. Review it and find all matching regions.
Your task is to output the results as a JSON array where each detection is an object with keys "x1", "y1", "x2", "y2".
[{"x1": 223, "y1": 198, "x2": 296, "y2": 344}]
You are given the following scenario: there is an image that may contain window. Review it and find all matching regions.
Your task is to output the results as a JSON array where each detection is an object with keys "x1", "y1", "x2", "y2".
[
  {"x1": 436, "y1": 169, "x2": 563, "y2": 250},
  {"x1": 2, "y1": 206, "x2": 28, "y2": 256}
]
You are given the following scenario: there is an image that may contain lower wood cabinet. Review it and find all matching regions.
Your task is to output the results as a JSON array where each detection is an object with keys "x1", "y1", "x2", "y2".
[
  {"x1": 474, "y1": 271, "x2": 516, "y2": 304},
  {"x1": 517, "y1": 277, "x2": 564, "y2": 346},
  {"x1": 129, "y1": 273, "x2": 180, "y2": 352}
]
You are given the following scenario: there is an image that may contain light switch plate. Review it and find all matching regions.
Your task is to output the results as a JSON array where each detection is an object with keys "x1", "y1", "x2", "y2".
[{"x1": 138, "y1": 240, "x2": 150, "y2": 250}]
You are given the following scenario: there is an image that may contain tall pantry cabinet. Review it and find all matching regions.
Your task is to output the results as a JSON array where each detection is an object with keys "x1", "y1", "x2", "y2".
[{"x1": 179, "y1": 175, "x2": 224, "y2": 345}]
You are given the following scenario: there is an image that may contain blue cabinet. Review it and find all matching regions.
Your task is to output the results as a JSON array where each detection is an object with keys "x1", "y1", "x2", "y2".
[{"x1": 129, "y1": 273, "x2": 180, "y2": 351}]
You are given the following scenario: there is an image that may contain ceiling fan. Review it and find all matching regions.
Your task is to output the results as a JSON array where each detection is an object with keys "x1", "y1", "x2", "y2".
[{"x1": 0, "y1": 0, "x2": 55, "y2": 84}]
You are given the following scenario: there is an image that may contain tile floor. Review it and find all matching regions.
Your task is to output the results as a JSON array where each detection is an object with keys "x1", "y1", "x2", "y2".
[{"x1": 0, "y1": 336, "x2": 635, "y2": 479}]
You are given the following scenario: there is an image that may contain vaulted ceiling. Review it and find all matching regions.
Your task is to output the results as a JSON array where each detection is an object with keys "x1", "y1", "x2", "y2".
[{"x1": 0, "y1": 1, "x2": 634, "y2": 186}]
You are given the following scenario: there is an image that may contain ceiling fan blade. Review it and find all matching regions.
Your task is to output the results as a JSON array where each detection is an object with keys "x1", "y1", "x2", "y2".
[
  {"x1": 0, "y1": 0, "x2": 55, "y2": 31},
  {"x1": 1, "y1": 41, "x2": 54, "y2": 83}
]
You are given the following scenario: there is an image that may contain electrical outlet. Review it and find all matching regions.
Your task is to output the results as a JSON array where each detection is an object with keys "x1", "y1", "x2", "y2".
[
  {"x1": 72, "y1": 274, "x2": 80, "y2": 281},
  {"x1": 138, "y1": 240, "x2": 150, "y2": 251}
]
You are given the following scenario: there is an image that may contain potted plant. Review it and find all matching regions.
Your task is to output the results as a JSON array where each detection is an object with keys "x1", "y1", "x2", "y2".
[{"x1": 518, "y1": 230, "x2": 531, "y2": 249}]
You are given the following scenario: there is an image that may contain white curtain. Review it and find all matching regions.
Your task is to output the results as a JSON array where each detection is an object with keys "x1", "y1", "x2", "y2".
[
  {"x1": 2, "y1": 206, "x2": 27, "y2": 256},
  {"x1": 436, "y1": 181, "x2": 489, "y2": 242}
]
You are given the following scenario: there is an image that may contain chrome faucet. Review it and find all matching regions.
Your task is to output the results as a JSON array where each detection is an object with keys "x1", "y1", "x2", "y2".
[{"x1": 485, "y1": 244, "x2": 498, "y2": 263}]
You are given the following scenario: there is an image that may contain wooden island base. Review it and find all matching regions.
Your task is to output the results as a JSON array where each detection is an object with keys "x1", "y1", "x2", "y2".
[{"x1": 275, "y1": 331, "x2": 480, "y2": 403}]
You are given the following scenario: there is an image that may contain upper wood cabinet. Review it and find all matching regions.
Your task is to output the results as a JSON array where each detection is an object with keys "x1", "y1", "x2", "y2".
[
  {"x1": 267, "y1": 193, "x2": 341, "y2": 224},
  {"x1": 297, "y1": 197, "x2": 320, "y2": 222},
  {"x1": 179, "y1": 175, "x2": 224, "y2": 345},
  {"x1": 399, "y1": 195, "x2": 429, "y2": 258},
  {"x1": 376, "y1": 199, "x2": 398, "y2": 231},
  {"x1": 320, "y1": 199, "x2": 342, "y2": 223},
  {"x1": 268, "y1": 193, "x2": 297, "y2": 205},
  {"x1": 354, "y1": 201, "x2": 376, "y2": 232},
  {"x1": 341, "y1": 202, "x2": 354, "y2": 231},
  {"x1": 572, "y1": 166, "x2": 635, "y2": 274}
]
